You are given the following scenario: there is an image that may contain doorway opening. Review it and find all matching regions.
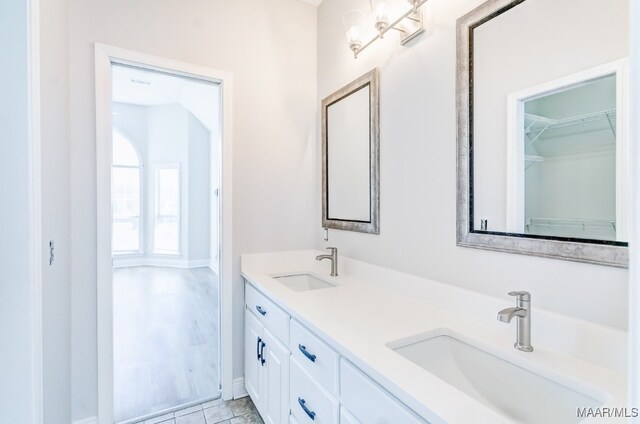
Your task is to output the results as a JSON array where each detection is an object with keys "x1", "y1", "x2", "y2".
[
  {"x1": 95, "y1": 45, "x2": 234, "y2": 424},
  {"x1": 111, "y1": 64, "x2": 221, "y2": 423},
  {"x1": 505, "y1": 59, "x2": 629, "y2": 240}
]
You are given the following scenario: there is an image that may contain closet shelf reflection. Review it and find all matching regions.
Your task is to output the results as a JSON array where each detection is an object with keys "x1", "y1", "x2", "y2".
[
  {"x1": 524, "y1": 108, "x2": 617, "y2": 145},
  {"x1": 526, "y1": 217, "x2": 616, "y2": 231}
]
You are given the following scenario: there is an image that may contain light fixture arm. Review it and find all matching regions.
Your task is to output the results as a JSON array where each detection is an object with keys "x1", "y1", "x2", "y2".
[
  {"x1": 409, "y1": 0, "x2": 420, "y2": 14},
  {"x1": 352, "y1": 0, "x2": 428, "y2": 58},
  {"x1": 390, "y1": 27, "x2": 407, "y2": 35}
]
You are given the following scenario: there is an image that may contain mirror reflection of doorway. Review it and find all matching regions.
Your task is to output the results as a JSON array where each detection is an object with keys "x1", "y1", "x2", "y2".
[
  {"x1": 505, "y1": 60, "x2": 629, "y2": 243},
  {"x1": 110, "y1": 64, "x2": 222, "y2": 423},
  {"x1": 522, "y1": 74, "x2": 618, "y2": 241}
]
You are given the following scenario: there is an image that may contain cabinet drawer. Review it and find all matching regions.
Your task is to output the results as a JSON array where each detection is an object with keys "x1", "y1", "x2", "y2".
[
  {"x1": 290, "y1": 320, "x2": 339, "y2": 393},
  {"x1": 246, "y1": 283, "x2": 290, "y2": 345},
  {"x1": 290, "y1": 415, "x2": 300, "y2": 424},
  {"x1": 340, "y1": 359, "x2": 428, "y2": 424},
  {"x1": 290, "y1": 358, "x2": 339, "y2": 424},
  {"x1": 340, "y1": 408, "x2": 359, "y2": 424}
]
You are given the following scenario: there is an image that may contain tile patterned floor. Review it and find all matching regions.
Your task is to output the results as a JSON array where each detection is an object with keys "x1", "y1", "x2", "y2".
[{"x1": 137, "y1": 397, "x2": 263, "y2": 424}]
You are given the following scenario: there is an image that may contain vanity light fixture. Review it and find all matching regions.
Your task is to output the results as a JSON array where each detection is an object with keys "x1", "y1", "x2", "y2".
[
  {"x1": 343, "y1": 9, "x2": 366, "y2": 53},
  {"x1": 343, "y1": 0, "x2": 428, "y2": 58},
  {"x1": 371, "y1": 0, "x2": 391, "y2": 37}
]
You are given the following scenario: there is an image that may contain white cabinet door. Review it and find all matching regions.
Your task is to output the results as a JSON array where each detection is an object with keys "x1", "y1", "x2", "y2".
[
  {"x1": 290, "y1": 358, "x2": 339, "y2": 424},
  {"x1": 261, "y1": 328, "x2": 290, "y2": 424},
  {"x1": 340, "y1": 408, "x2": 360, "y2": 424},
  {"x1": 245, "y1": 309, "x2": 264, "y2": 410}
]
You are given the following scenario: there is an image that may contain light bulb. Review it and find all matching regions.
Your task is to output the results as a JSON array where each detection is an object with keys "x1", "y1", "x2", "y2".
[
  {"x1": 342, "y1": 10, "x2": 365, "y2": 55},
  {"x1": 371, "y1": 0, "x2": 390, "y2": 36}
]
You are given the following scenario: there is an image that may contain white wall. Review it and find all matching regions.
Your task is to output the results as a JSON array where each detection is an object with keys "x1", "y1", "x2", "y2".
[
  {"x1": 317, "y1": 0, "x2": 628, "y2": 330},
  {"x1": 210, "y1": 117, "x2": 222, "y2": 272},
  {"x1": 113, "y1": 103, "x2": 149, "y2": 160},
  {"x1": 0, "y1": 1, "x2": 36, "y2": 423},
  {"x1": 188, "y1": 112, "x2": 211, "y2": 261},
  {"x1": 68, "y1": 0, "x2": 317, "y2": 421},
  {"x1": 40, "y1": 0, "x2": 73, "y2": 421},
  {"x1": 148, "y1": 105, "x2": 191, "y2": 257}
]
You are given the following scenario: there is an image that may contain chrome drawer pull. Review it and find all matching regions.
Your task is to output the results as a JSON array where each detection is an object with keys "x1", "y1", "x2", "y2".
[
  {"x1": 256, "y1": 305, "x2": 267, "y2": 316},
  {"x1": 256, "y1": 337, "x2": 262, "y2": 361},
  {"x1": 298, "y1": 397, "x2": 316, "y2": 420},
  {"x1": 298, "y1": 344, "x2": 317, "y2": 363}
]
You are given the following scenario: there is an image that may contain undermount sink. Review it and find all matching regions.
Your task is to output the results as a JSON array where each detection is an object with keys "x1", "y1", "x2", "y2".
[
  {"x1": 388, "y1": 330, "x2": 604, "y2": 423},
  {"x1": 272, "y1": 273, "x2": 336, "y2": 292}
]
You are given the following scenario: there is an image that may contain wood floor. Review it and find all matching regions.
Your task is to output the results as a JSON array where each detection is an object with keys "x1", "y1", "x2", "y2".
[{"x1": 113, "y1": 266, "x2": 220, "y2": 423}]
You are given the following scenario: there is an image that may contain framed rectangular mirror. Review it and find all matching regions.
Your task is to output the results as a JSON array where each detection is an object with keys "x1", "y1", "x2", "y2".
[
  {"x1": 456, "y1": 0, "x2": 629, "y2": 267},
  {"x1": 322, "y1": 68, "x2": 380, "y2": 234}
]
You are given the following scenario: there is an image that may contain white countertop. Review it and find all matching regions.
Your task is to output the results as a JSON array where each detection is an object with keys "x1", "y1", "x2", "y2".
[{"x1": 241, "y1": 250, "x2": 627, "y2": 424}]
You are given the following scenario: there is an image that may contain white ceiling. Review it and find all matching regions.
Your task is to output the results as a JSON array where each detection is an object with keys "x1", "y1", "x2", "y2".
[
  {"x1": 298, "y1": 0, "x2": 323, "y2": 6},
  {"x1": 112, "y1": 65, "x2": 219, "y2": 131}
]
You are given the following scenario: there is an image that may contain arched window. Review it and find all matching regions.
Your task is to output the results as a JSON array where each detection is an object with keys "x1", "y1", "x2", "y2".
[{"x1": 112, "y1": 129, "x2": 142, "y2": 254}]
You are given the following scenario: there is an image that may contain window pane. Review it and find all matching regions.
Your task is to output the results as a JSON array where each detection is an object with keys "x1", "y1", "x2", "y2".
[
  {"x1": 113, "y1": 130, "x2": 139, "y2": 166},
  {"x1": 154, "y1": 217, "x2": 179, "y2": 254},
  {"x1": 113, "y1": 219, "x2": 140, "y2": 252},
  {"x1": 157, "y1": 168, "x2": 180, "y2": 216},
  {"x1": 112, "y1": 167, "x2": 141, "y2": 219},
  {"x1": 154, "y1": 166, "x2": 180, "y2": 254}
]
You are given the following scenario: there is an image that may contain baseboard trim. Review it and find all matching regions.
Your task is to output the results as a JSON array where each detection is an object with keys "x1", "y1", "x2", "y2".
[
  {"x1": 72, "y1": 417, "x2": 97, "y2": 424},
  {"x1": 233, "y1": 377, "x2": 248, "y2": 399},
  {"x1": 186, "y1": 259, "x2": 212, "y2": 268},
  {"x1": 209, "y1": 258, "x2": 219, "y2": 273},
  {"x1": 113, "y1": 257, "x2": 211, "y2": 269}
]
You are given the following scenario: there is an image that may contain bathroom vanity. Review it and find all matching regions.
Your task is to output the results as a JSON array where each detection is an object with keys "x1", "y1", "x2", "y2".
[
  {"x1": 241, "y1": 250, "x2": 627, "y2": 424},
  {"x1": 241, "y1": 0, "x2": 633, "y2": 422}
]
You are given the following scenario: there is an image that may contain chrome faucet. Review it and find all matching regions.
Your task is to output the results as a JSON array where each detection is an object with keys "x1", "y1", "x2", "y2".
[
  {"x1": 316, "y1": 247, "x2": 338, "y2": 277},
  {"x1": 497, "y1": 291, "x2": 533, "y2": 352}
]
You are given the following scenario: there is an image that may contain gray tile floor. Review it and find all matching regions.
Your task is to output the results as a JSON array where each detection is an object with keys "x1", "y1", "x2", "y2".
[
  {"x1": 114, "y1": 266, "x2": 220, "y2": 423},
  {"x1": 137, "y1": 397, "x2": 263, "y2": 424}
]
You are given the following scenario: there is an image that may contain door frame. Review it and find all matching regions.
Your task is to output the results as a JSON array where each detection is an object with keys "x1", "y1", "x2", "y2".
[
  {"x1": 630, "y1": 0, "x2": 640, "y2": 413},
  {"x1": 95, "y1": 44, "x2": 234, "y2": 423},
  {"x1": 505, "y1": 58, "x2": 630, "y2": 236},
  {"x1": 28, "y1": 0, "x2": 43, "y2": 422}
]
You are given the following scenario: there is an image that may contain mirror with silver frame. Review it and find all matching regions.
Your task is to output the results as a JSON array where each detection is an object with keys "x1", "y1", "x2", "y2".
[
  {"x1": 322, "y1": 68, "x2": 380, "y2": 234},
  {"x1": 456, "y1": 0, "x2": 629, "y2": 266}
]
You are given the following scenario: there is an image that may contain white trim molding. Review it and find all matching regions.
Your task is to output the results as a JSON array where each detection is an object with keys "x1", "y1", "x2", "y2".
[
  {"x1": 112, "y1": 257, "x2": 212, "y2": 269},
  {"x1": 629, "y1": 0, "x2": 640, "y2": 417},
  {"x1": 73, "y1": 417, "x2": 98, "y2": 424},
  {"x1": 95, "y1": 44, "x2": 234, "y2": 424},
  {"x1": 27, "y1": 0, "x2": 43, "y2": 422},
  {"x1": 298, "y1": 0, "x2": 323, "y2": 6},
  {"x1": 232, "y1": 377, "x2": 248, "y2": 399},
  {"x1": 111, "y1": 127, "x2": 145, "y2": 255}
]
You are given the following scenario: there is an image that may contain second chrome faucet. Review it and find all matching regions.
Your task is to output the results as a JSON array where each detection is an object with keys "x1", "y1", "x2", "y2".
[
  {"x1": 497, "y1": 291, "x2": 533, "y2": 352},
  {"x1": 316, "y1": 247, "x2": 338, "y2": 276}
]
